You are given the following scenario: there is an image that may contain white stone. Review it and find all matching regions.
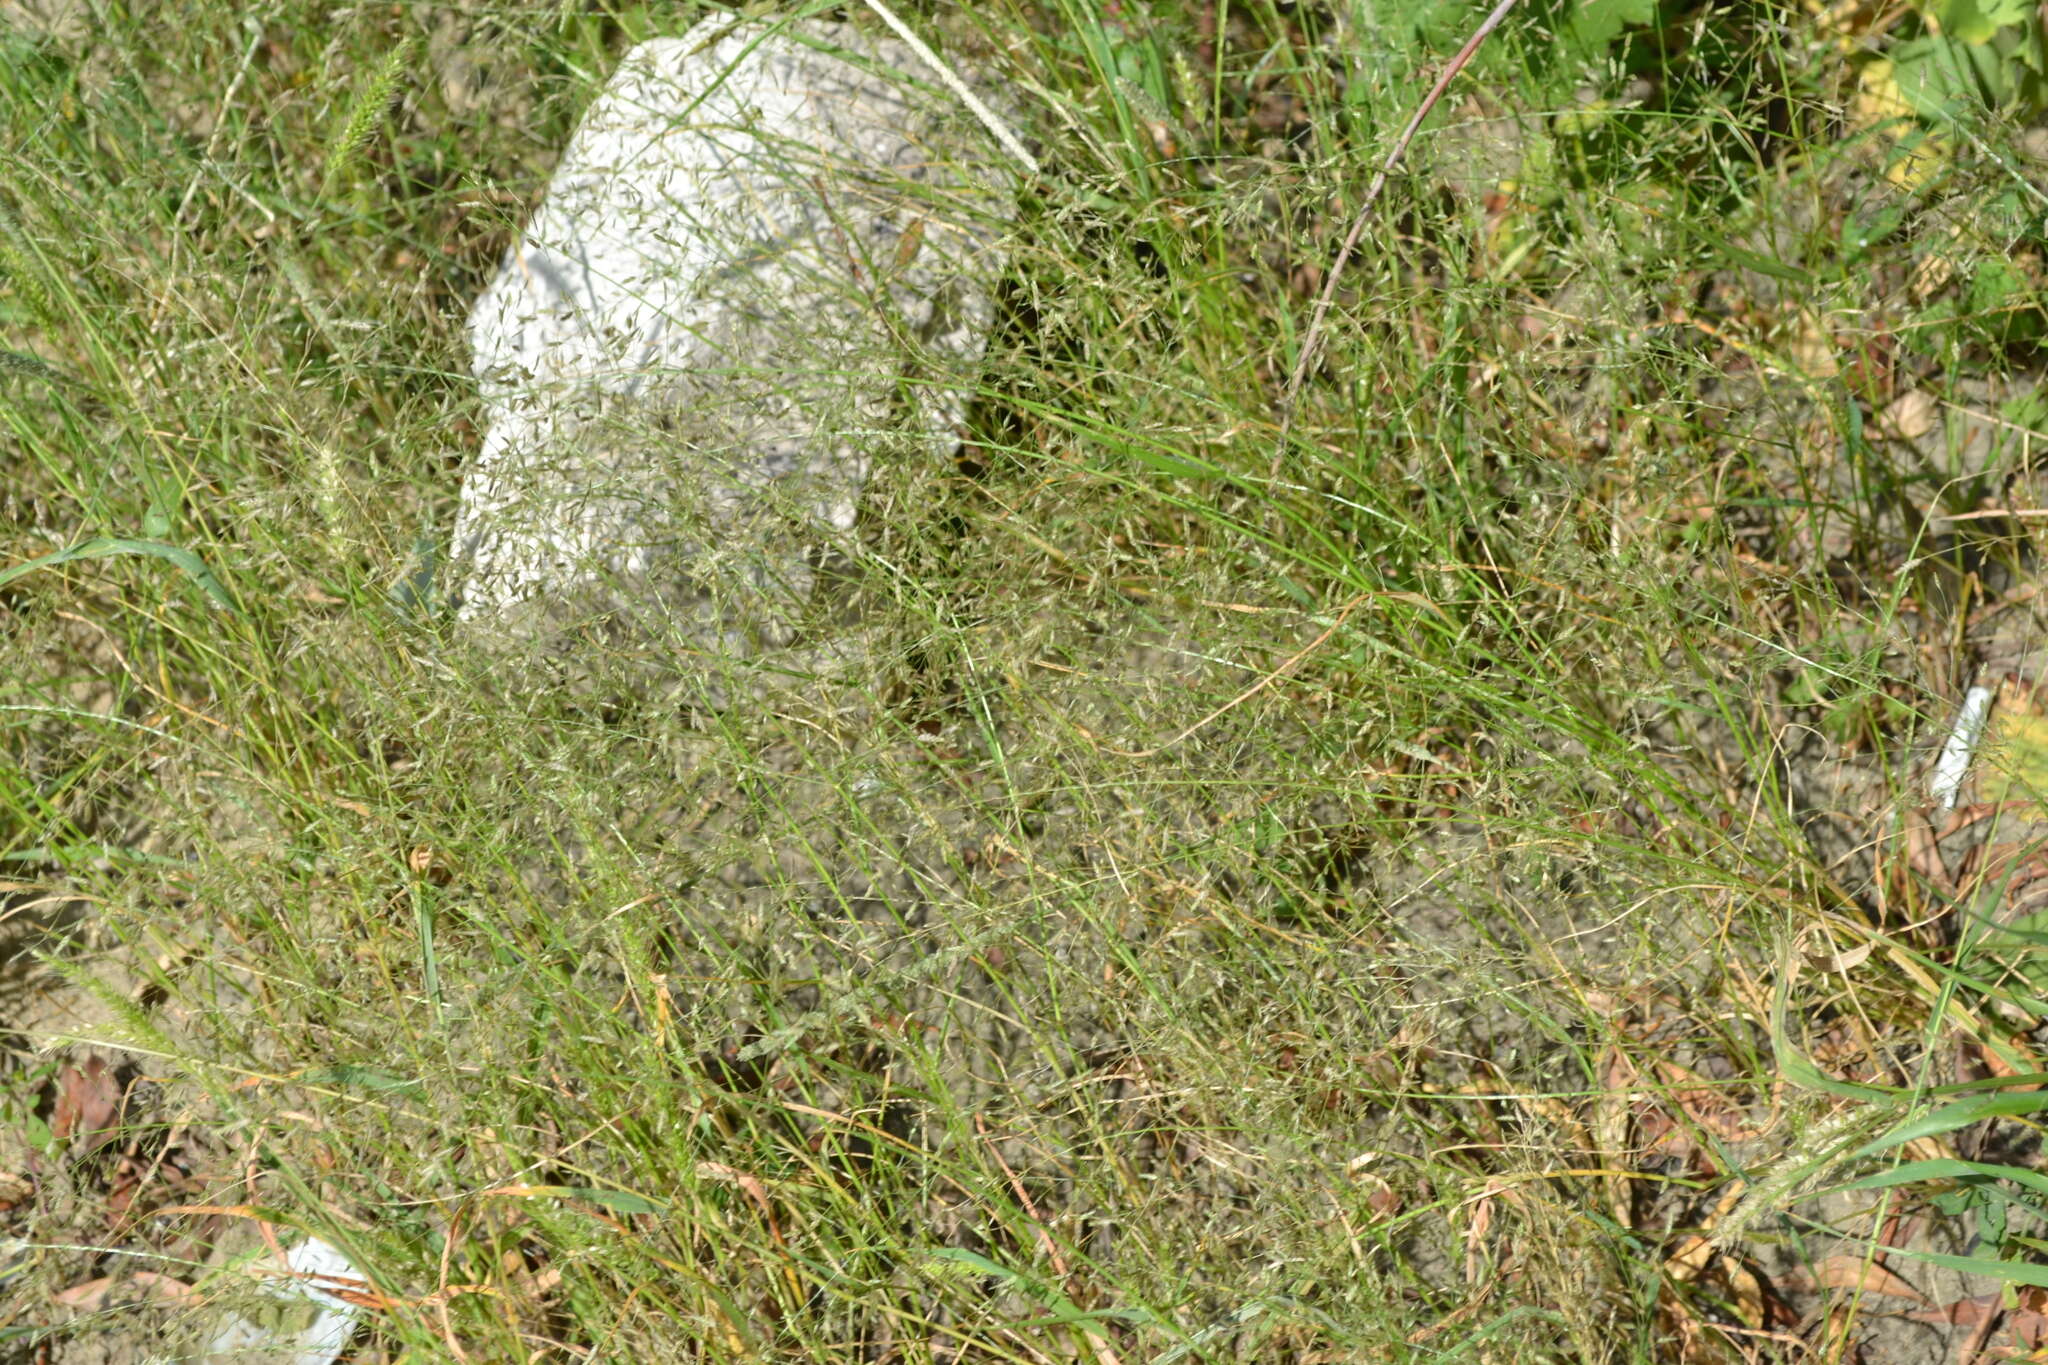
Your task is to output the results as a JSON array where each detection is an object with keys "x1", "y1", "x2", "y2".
[
  {"x1": 451, "y1": 17, "x2": 1011, "y2": 648},
  {"x1": 203, "y1": 1236, "x2": 364, "y2": 1365}
]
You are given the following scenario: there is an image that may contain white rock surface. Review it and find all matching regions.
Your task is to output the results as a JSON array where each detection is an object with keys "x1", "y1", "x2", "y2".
[
  {"x1": 202, "y1": 1236, "x2": 364, "y2": 1365},
  {"x1": 0, "y1": 0, "x2": 91, "y2": 45},
  {"x1": 451, "y1": 17, "x2": 1012, "y2": 649}
]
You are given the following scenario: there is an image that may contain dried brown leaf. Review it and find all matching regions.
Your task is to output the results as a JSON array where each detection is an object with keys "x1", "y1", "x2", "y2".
[
  {"x1": 50, "y1": 1056, "x2": 122, "y2": 1153},
  {"x1": 1723, "y1": 1258, "x2": 1766, "y2": 1326},
  {"x1": 1787, "y1": 1255, "x2": 1930, "y2": 1304},
  {"x1": 1880, "y1": 389, "x2": 1939, "y2": 441},
  {"x1": 1912, "y1": 1288, "x2": 2048, "y2": 1347},
  {"x1": 53, "y1": 1271, "x2": 195, "y2": 1312}
]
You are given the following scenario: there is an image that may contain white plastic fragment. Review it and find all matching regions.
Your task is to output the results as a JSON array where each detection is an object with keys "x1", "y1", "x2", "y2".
[
  {"x1": 1930, "y1": 683, "x2": 1994, "y2": 809},
  {"x1": 450, "y1": 17, "x2": 1012, "y2": 648},
  {"x1": 204, "y1": 1236, "x2": 364, "y2": 1365}
]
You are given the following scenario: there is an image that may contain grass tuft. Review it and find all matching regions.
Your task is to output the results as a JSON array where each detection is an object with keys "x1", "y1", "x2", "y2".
[{"x1": 4, "y1": 0, "x2": 2048, "y2": 1360}]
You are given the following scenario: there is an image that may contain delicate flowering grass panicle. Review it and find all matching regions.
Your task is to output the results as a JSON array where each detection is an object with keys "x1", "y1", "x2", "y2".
[
  {"x1": 5, "y1": 0, "x2": 2043, "y2": 1356},
  {"x1": 860, "y1": 0, "x2": 1039, "y2": 177}
]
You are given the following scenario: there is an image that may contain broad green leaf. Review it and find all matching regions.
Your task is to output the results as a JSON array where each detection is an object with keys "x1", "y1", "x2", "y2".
[
  {"x1": 2016, "y1": 14, "x2": 2048, "y2": 78},
  {"x1": 1567, "y1": 0, "x2": 1660, "y2": 54},
  {"x1": 1972, "y1": 256, "x2": 2031, "y2": 312},
  {"x1": 0, "y1": 536, "x2": 240, "y2": 614},
  {"x1": 2001, "y1": 392, "x2": 2048, "y2": 432},
  {"x1": 1937, "y1": 0, "x2": 2033, "y2": 44},
  {"x1": 1891, "y1": 37, "x2": 1993, "y2": 116}
]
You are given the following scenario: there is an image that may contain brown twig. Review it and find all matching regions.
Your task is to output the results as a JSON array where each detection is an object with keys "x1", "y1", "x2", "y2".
[
  {"x1": 976, "y1": 1115, "x2": 1066, "y2": 1277},
  {"x1": 1956, "y1": 1296, "x2": 2004, "y2": 1365},
  {"x1": 436, "y1": 1201, "x2": 472, "y2": 1363},
  {"x1": 1279, "y1": 0, "x2": 1520, "y2": 442}
]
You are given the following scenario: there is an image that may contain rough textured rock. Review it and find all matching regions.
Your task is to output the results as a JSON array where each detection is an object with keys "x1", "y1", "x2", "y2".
[
  {"x1": 450, "y1": 17, "x2": 1013, "y2": 653},
  {"x1": 0, "y1": 0, "x2": 90, "y2": 46}
]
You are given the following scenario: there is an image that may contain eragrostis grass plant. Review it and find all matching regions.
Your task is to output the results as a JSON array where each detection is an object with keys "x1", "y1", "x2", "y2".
[{"x1": 4, "y1": 0, "x2": 2048, "y2": 1360}]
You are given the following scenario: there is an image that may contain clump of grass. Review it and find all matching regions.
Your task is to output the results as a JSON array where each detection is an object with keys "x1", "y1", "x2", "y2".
[{"x1": 3, "y1": 0, "x2": 2047, "y2": 1360}]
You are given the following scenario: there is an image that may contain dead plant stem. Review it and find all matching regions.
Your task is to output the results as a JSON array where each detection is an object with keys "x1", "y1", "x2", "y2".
[{"x1": 1278, "y1": 0, "x2": 1519, "y2": 457}]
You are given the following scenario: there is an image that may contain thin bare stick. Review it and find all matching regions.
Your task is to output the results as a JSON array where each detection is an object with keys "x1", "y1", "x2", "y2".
[
  {"x1": 860, "y1": 0, "x2": 1041, "y2": 178},
  {"x1": 1279, "y1": 0, "x2": 1519, "y2": 430},
  {"x1": 975, "y1": 1115, "x2": 1066, "y2": 1276}
]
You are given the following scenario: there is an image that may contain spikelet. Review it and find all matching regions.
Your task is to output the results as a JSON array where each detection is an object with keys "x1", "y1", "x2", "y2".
[
  {"x1": 1709, "y1": 1103, "x2": 1890, "y2": 1254},
  {"x1": 320, "y1": 36, "x2": 415, "y2": 195},
  {"x1": 0, "y1": 204, "x2": 58, "y2": 328}
]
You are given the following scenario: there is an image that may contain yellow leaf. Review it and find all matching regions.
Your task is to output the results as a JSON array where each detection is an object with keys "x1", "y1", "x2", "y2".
[
  {"x1": 1885, "y1": 132, "x2": 1951, "y2": 192},
  {"x1": 1850, "y1": 60, "x2": 1915, "y2": 132},
  {"x1": 1984, "y1": 682, "x2": 2048, "y2": 812}
]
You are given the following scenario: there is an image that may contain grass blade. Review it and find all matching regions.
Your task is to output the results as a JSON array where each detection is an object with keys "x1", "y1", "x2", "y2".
[
  {"x1": 0, "y1": 536, "x2": 240, "y2": 614},
  {"x1": 1851, "y1": 1093, "x2": 2048, "y2": 1160},
  {"x1": 1858, "y1": 1243, "x2": 2048, "y2": 1289},
  {"x1": 1838, "y1": 1157, "x2": 2048, "y2": 1199}
]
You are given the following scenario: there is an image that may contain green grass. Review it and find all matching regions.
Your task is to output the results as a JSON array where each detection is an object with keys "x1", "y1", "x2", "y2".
[{"x1": 6, "y1": 0, "x2": 2048, "y2": 1360}]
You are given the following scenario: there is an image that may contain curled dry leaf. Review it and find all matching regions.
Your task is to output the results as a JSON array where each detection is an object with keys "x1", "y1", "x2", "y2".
[
  {"x1": 1802, "y1": 940, "x2": 1876, "y2": 973},
  {"x1": 1912, "y1": 249, "x2": 1958, "y2": 300},
  {"x1": 1913, "y1": 1287, "x2": 2048, "y2": 1348},
  {"x1": 50, "y1": 1055, "x2": 124, "y2": 1153},
  {"x1": 1663, "y1": 1233, "x2": 1715, "y2": 1282},
  {"x1": 1904, "y1": 814, "x2": 1955, "y2": 894},
  {"x1": 695, "y1": 1161, "x2": 775, "y2": 1224},
  {"x1": 407, "y1": 845, "x2": 452, "y2": 885},
  {"x1": 1787, "y1": 308, "x2": 1841, "y2": 379},
  {"x1": 1880, "y1": 389, "x2": 1939, "y2": 441},
  {"x1": 1783, "y1": 1255, "x2": 1930, "y2": 1305},
  {"x1": 1794, "y1": 925, "x2": 1877, "y2": 975},
  {"x1": 1349, "y1": 1169, "x2": 1401, "y2": 1220},
  {"x1": 53, "y1": 1271, "x2": 196, "y2": 1312},
  {"x1": 1722, "y1": 1257, "x2": 1769, "y2": 1330}
]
